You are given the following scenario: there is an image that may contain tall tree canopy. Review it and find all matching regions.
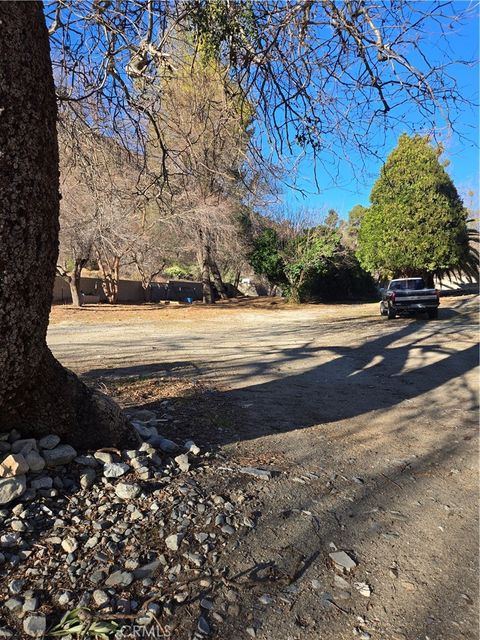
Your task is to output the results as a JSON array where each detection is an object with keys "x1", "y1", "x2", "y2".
[{"x1": 356, "y1": 134, "x2": 469, "y2": 281}]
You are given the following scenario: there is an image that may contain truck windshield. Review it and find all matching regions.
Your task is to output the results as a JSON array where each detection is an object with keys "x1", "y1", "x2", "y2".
[{"x1": 389, "y1": 278, "x2": 426, "y2": 291}]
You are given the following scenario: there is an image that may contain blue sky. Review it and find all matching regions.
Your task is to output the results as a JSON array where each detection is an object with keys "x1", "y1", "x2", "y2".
[{"x1": 282, "y1": 8, "x2": 479, "y2": 221}]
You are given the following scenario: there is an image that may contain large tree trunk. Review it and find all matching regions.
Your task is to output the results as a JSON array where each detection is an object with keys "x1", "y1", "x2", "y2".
[
  {"x1": 197, "y1": 249, "x2": 215, "y2": 304},
  {"x1": 209, "y1": 257, "x2": 229, "y2": 300},
  {"x1": 0, "y1": 3, "x2": 130, "y2": 448}
]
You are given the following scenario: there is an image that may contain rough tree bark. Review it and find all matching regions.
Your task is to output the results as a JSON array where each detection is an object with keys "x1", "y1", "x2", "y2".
[
  {"x1": 197, "y1": 248, "x2": 215, "y2": 304},
  {"x1": 209, "y1": 257, "x2": 229, "y2": 300},
  {"x1": 0, "y1": 2, "x2": 130, "y2": 448},
  {"x1": 57, "y1": 258, "x2": 87, "y2": 307},
  {"x1": 96, "y1": 251, "x2": 120, "y2": 304}
]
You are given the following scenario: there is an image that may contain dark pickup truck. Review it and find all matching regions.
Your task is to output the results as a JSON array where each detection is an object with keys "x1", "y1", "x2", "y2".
[{"x1": 380, "y1": 278, "x2": 440, "y2": 319}]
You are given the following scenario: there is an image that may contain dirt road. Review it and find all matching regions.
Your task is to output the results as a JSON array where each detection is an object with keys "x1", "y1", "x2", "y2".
[{"x1": 48, "y1": 297, "x2": 479, "y2": 640}]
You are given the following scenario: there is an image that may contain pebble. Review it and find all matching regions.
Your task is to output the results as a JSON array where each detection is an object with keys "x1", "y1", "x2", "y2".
[
  {"x1": 0, "y1": 454, "x2": 29, "y2": 478},
  {"x1": 23, "y1": 616, "x2": 46, "y2": 638},
  {"x1": 24, "y1": 451, "x2": 45, "y2": 473},
  {"x1": 115, "y1": 483, "x2": 141, "y2": 500},
  {"x1": 61, "y1": 537, "x2": 78, "y2": 553},
  {"x1": 93, "y1": 589, "x2": 110, "y2": 607},
  {"x1": 103, "y1": 462, "x2": 130, "y2": 478},
  {"x1": 42, "y1": 444, "x2": 77, "y2": 466},
  {"x1": 105, "y1": 570, "x2": 133, "y2": 587},
  {"x1": 329, "y1": 550, "x2": 357, "y2": 572},
  {"x1": 11, "y1": 439, "x2": 37, "y2": 455},
  {"x1": 197, "y1": 616, "x2": 210, "y2": 635},
  {"x1": 238, "y1": 466, "x2": 272, "y2": 480},
  {"x1": 0, "y1": 475, "x2": 26, "y2": 505},
  {"x1": 79, "y1": 468, "x2": 96, "y2": 489},
  {"x1": 38, "y1": 435, "x2": 61, "y2": 450},
  {"x1": 165, "y1": 533, "x2": 183, "y2": 551},
  {"x1": 174, "y1": 453, "x2": 190, "y2": 472}
]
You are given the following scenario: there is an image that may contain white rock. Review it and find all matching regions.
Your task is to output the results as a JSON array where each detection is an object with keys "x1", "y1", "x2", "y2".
[
  {"x1": 103, "y1": 462, "x2": 130, "y2": 478},
  {"x1": 165, "y1": 533, "x2": 183, "y2": 551},
  {"x1": 174, "y1": 453, "x2": 190, "y2": 472},
  {"x1": 61, "y1": 537, "x2": 78, "y2": 553},
  {"x1": 0, "y1": 454, "x2": 29, "y2": 478},
  {"x1": 23, "y1": 615, "x2": 46, "y2": 638},
  {"x1": 329, "y1": 550, "x2": 357, "y2": 572},
  {"x1": 184, "y1": 440, "x2": 201, "y2": 456},
  {"x1": 0, "y1": 476, "x2": 26, "y2": 505},
  {"x1": 115, "y1": 483, "x2": 141, "y2": 500},
  {"x1": 354, "y1": 581, "x2": 371, "y2": 597}
]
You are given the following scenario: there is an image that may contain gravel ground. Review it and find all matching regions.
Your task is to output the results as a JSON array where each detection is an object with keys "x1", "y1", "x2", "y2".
[{"x1": 46, "y1": 296, "x2": 479, "y2": 640}]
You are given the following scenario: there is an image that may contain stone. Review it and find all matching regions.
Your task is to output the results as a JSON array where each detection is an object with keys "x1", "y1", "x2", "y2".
[
  {"x1": 0, "y1": 454, "x2": 29, "y2": 478},
  {"x1": 200, "y1": 599, "x2": 213, "y2": 610},
  {"x1": 42, "y1": 445, "x2": 77, "y2": 467},
  {"x1": 23, "y1": 616, "x2": 46, "y2": 638},
  {"x1": 238, "y1": 466, "x2": 272, "y2": 480},
  {"x1": 80, "y1": 468, "x2": 96, "y2": 489},
  {"x1": 247, "y1": 628, "x2": 257, "y2": 638},
  {"x1": 38, "y1": 435, "x2": 61, "y2": 450},
  {"x1": 103, "y1": 463, "x2": 130, "y2": 478},
  {"x1": 186, "y1": 552, "x2": 203, "y2": 567},
  {"x1": 115, "y1": 483, "x2": 141, "y2": 501},
  {"x1": 354, "y1": 581, "x2": 371, "y2": 597},
  {"x1": 165, "y1": 533, "x2": 183, "y2": 551},
  {"x1": 150, "y1": 436, "x2": 178, "y2": 453},
  {"x1": 221, "y1": 525, "x2": 235, "y2": 535},
  {"x1": 259, "y1": 594, "x2": 273, "y2": 605},
  {"x1": 24, "y1": 451, "x2": 45, "y2": 473},
  {"x1": 57, "y1": 592, "x2": 72, "y2": 606},
  {"x1": 333, "y1": 575, "x2": 350, "y2": 590},
  {"x1": 184, "y1": 440, "x2": 201, "y2": 455},
  {"x1": 133, "y1": 560, "x2": 161, "y2": 580},
  {"x1": 133, "y1": 410, "x2": 157, "y2": 421},
  {"x1": 5, "y1": 598, "x2": 23, "y2": 611},
  {"x1": 11, "y1": 439, "x2": 37, "y2": 455},
  {"x1": 174, "y1": 453, "x2": 190, "y2": 472},
  {"x1": 94, "y1": 451, "x2": 115, "y2": 464},
  {"x1": 74, "y1": 455, "x2": 98, "y2": 468},
  {"x1": 23, "y1": 597, "x2": 38, "y2": 613},
  {"x1": 105, "y1": 570, "x2": 133, "y2": 587},
  {"x1": 0, "y1": 475, "x2": 26, "y2": 505},
  {"x1": 133, "y1": 423, "x2": 158, "y2": 440},
  {"x1": 30, "y1": 477, "x2": 53, "y2": 490},
  {"x1": 329, "y1": 550, "x2": 357, "y2": 572},
  {"x1": 61, "y1": 537, "x2": 78, "y2": 553},
  {"x1": 93, "y1": 589, "x2": 110, "y2": 607},
  {"x1": 197, "y1": 616, "x2": 210, "y2": 635},
  {"x1": 0, "y1": 629, "x2": 13, "y2": 639}
]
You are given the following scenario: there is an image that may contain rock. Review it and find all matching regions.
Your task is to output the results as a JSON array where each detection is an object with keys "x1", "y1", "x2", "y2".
[
  {"x1": 11, "y1": 439, "x2": 37, "y2": 455},
  {"x1": 24, "y1": 451, "x2": 45, "y2": 473},
  {"x1": 221, "y1": 525, "x2": 235, "y2": 535},
  {"x1": 38, "y1": 435, "x2": 61, "y2": 450},
  {"x1": 0, "y1": 475, "x2": 26, "y2": 505},
  {"x1": 0, "y1": 454, "x2": 29, "y2": 478},
  {"x1": 200, "y1": 599, "x2": 213, "y2": 610},
  {"x1": 30, "y1": 477, "x2": 53, "y2": 490},
  {"x1": 23, "y1": 615, "x2": 46, "y2": 638},
  {"x1": 42, "y1": 444, "x2": 77, "y2": 467},
  {"x1": 0, "y1": 628, "x2": 13, "y2": 638},
  {"x1": 259, "y1": 594, "x2": 273, "y2": 605},
  {"x1": 311, "y1": 579, "x2": 322, "y2": 590},
  {"x1": 184, "y1": 440, "x2": 201, "y2": 455},
  {"x1": 61, "y1": 537, "x2": 78, "y2": 554},
  {"x1": 133, "y1": 423, "x2": 158, "y2": 440},
  {"x1": 247, "y1": 628, "x2": 257, "y2": 638},
  {"x1": 80, "y1": 468, "x2": 96, "y2": 489},
  {"x1": 174, "y1": 453, "x2": 190, "y2": 472},
  {"x1": 94, "y1": 451, "x2": 115, "y2": 464},
  {"x1": 57, "y1": 592, "x2": 72, "y2": 606},
  {"x1": 197, "y1": 616, "x2": 210, "y2": 635},
  {"x1": 93, "y1": 589, "x2": 110, "y2": 607},
  {"x1": 150, "y1": 436, "x2": 178, "y2": 454},
  {"x1": 23, "y1": 597, "x2": 38, "y2": 613},
  {"x1": 401, "y1": 580, "x2": 416, "y2": 592},
  {"x1": 115, "y1": 483, "x2": 141, "y2": 501},
  {"x1": 354, "y1": 581, "x2": 371, "y2": 597},
  {"x1": 238, "y1": 466, "x2": 272, "y2": 480},
  {"x1": 133, "y1": 410, "x2": 157, "y2": 422},
  {"x1": 186, "y1": 552, "x2": 203, "y2": 567},
  {"x1": 105, "y1": 570, "x2": 133, "y2": 587},
  {"x1": 133, "y1": 560, "x2": 161, "y2": 580},
  {"x1": 333, "y1": 575, "x2": 350, "y2": 590},
  {"x1": 103, "y1": 463, "x2": 130, "y2": 478},
  {"x1": 9, "y1": 579, "x2": 24, "y2": 594},
  {"x1": 74, "y1": 455, "x2": 98, "y2": 468},
  {"x1": 165, "y1": 533, "x2": 183, "y2": 551},
  {"x1": 5, "y1": 598, "x2": 23, "y2": 611},
  {"x1": 329, "y1": 550, "x2": 357, "y2": 572}
]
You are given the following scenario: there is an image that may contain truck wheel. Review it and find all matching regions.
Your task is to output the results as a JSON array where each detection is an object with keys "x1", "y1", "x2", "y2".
[
  {"x1": 427, "y1": 309, "x2": 438, "y2": 319},
  {"x1": 387, "y1": 306, "x2": 396, "y2": 320}
]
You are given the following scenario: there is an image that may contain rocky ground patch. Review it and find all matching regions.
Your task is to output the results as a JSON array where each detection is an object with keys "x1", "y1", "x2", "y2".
[{"x1": 0, "y1": 403, "x2": 266, "y2": 640}]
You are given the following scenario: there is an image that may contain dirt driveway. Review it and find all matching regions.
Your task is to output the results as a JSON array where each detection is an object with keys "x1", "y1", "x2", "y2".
[{"x1": 48, "y1": 297, "x2": 479, "y2": 640}]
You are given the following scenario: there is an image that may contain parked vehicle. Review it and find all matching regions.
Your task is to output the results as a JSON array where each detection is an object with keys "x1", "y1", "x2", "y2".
[{"x1": 380, "y1": 277, "x2": 440, "y2": 319}]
